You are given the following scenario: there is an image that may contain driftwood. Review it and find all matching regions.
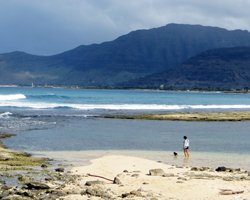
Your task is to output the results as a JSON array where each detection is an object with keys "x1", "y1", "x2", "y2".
[
  {"x1": 87, "y1": 173, "x2": 113, "y2": 182},
  {"x1": 219, "y1": 189, "x2": 244, "y2": 195}
]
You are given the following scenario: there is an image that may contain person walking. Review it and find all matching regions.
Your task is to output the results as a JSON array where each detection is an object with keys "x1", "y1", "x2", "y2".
[{"x1": 183, "y1": 136, "x2": 190, "y2": 157}]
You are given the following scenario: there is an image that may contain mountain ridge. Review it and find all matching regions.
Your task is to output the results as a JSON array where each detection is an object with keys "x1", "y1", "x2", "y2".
[
  {"x1": 1, "y1": 23, "x2": 250, "y2": 88},
  {"x1": 123, "y1": 46, "x2": 250, "y2": 90}
]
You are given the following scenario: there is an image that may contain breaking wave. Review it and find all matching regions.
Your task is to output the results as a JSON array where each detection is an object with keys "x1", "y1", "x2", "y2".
[
  {"x1": 0, "y1": 112, "x2": 13, "y2": 118},
  {"x1": 0, "y1": 94, "x2": 26, "y2": 101},
  {"x1": 0, "y1": 102, "x2": 250, "y2": 110}
]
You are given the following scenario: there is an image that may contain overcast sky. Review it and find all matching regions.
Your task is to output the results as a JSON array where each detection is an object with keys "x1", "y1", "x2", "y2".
[{"x1": 0, "y1": 0, "x2": 250, "y2": 55}]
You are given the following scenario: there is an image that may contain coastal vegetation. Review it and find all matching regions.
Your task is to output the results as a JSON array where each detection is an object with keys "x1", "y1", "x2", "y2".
[{"x1": 103, "y1": 111, "x2": 250, "y2": 121}]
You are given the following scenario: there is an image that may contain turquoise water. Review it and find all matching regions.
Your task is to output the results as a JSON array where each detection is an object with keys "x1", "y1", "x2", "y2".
[
  {"x1": 1, "y1": 87, "x2": 250, "y2": 157},
  {"x1": 1, "y1": 87, "x2": 250, "y2": 110}
]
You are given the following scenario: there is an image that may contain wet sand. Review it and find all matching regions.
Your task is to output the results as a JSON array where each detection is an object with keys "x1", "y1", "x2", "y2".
[{"x1": 33, "y1": 150, "x2": 250, "y2": 170}]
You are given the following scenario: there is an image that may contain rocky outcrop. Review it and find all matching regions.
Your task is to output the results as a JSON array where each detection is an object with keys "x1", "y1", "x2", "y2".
[{"x1": 149, "y1": 168, "x2": 165, "y2": 176}]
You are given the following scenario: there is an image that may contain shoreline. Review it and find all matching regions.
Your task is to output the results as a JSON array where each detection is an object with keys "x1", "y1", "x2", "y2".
[
  {"x1": 32, "y1": 150, "x2": 250, "y2": 171},
  {"x1": 1, "y1": 85, "x2": 250, "y2": 94},
  {"x1": 1, "y1": 139, "x2": 250, "y2": 199}
]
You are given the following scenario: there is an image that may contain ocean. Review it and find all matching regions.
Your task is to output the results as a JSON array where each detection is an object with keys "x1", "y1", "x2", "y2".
[{"x1": 1, "y1": 87, "x2": 250, "y2": 168}]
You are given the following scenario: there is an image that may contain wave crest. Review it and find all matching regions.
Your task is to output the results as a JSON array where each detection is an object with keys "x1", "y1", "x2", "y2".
[
  {"x1": 0, "y1": 94, "x2": 26, "y2": 101},
  {"x1": 0, "y1": 102, "x2": 250, "y2": 110},
  {"x1": 0, "y1": 112, "x2": 13, "y2": 118}
]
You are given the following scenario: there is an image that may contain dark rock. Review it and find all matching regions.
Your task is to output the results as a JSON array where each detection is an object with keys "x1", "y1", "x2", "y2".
[
  {"x1": 44, "y1": 177, "x2": 53, "y2": 181},
  {"x1": 149, "y1": 168, "x2": 165, "y2": 176},
  {"x1": 113, "y1": 177, "x2": 122, "y2": 185},
  {"x1": 41, "y1": 164, "x2": 48, "y2": 168},
  {"x1": 177, "y1": 177, "x2": 188, "y2": 181},
  {"x1": 130, "y1": 190, "x2": 142, "y2": 197},
  {"x1": 24, "y1": 182, "x2": 50, "y2": 190},
  {"x1": 191, "y1": 167, "x2": 199, "y2": 171},
  {"x1": 81, "y1": 187, "x2": 111, "y2": 198},
  {"x1": 15, "y1": 190, "x2": 34, "y2": 198},
  {"x1": 215, "y1": 166, "x2": 227, "y2": 172},
  {"x1": 85, "y1": 180, "x2": 105, "y2": 186},
  {"x1": 123, "y1": 170, "x2": 129, "y2": 173},
  {"x1": 122, "y1": 192, "x2": 130, "y2": 198},
  {"x1": 122, "y1": 190, "x2": 143, "y2": 198},
  {"x1": 191, "y1": 167, "x2": 212, "y2": 171},
  {"x1": 48, "y1": 190, "x2": 67, "y2": 197},
  {"x1": 162, "y1": 173, "x2": 175, "y2": 177},
  {"x1": 55, "y1": 168, "x2": 64, "y2": 172}
]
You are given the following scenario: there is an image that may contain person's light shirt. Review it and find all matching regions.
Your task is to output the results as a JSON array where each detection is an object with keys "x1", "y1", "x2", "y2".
[{"x1": 183, "y1": 139, "x2": 189, "y2": 148}]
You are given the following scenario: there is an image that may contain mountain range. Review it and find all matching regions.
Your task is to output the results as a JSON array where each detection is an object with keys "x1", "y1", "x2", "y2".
[
  {"x1": 122, "y1": 47, "x2": 250, "y2": 90},
  {"x1": 1, "y1": 23, "x2": 250, "y2": 90}
]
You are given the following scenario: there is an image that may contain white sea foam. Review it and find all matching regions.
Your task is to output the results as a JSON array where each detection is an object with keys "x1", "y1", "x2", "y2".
[
  {"x1": 0, "y1": 112, "x2": 13, "y2": 118},
  {"x1": 0, "y1": 94, "x2": 26, "y2": 101},
  {"x1": 1, "y1": 101, "x2": 250, "y2": 110}
]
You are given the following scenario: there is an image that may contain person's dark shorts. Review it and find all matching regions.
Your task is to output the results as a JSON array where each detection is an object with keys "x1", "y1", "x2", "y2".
[{"x1": 184, "y1": 147, "x2": 189, "y2": 150}]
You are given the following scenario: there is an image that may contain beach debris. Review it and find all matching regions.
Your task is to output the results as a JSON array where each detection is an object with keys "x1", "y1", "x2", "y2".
[
  {"x1": 149, "y1": 168, "x2": 165, "y2": 176},
  {"x1": 219, "y1": 189, "x2": 244, "y2": 195},
  {"x1": 87, "y1": 173, "x2": 113, "y2": 182}
]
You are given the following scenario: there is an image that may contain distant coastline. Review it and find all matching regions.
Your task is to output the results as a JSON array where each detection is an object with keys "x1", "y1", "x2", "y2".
[{"x1": 1, "y1": 84, "x2": 250, "y2": 94}]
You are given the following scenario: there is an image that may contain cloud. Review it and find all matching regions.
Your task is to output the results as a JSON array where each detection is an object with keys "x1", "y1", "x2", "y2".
[{"x1": 0, "y1": 0, "x2": 250, "y2": 55}]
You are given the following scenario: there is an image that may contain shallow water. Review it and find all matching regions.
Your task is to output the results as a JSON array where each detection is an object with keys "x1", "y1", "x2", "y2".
[
  {"x1": 1, "y1": 87, "x2": 250, "y2": 169},
  {"x1": 4, "y1": 117, "x2": 250, "y2": 154}
]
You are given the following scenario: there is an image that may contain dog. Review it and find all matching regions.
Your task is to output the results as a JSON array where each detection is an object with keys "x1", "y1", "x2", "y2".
[{"x1": 173, "y1": 152, "x2": 178, "y2": 156}]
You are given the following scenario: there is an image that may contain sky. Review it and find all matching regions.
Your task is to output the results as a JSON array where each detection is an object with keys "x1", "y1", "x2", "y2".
[{"x1": 0, "y1": 0, "x2": 250, "y2": 55}]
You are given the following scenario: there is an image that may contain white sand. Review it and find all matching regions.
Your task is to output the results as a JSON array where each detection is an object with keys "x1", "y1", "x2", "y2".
[
  {"x1": 56, "y1": 154, "x2": 250, "y2": 200},
  {"x1": 34, "y1": 150, "x2": 250, "y2": 170}
]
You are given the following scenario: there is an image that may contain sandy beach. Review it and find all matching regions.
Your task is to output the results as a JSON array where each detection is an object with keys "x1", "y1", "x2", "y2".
[
  {"x1": 1, "y1": 141, "x2": 250, "y2": 199},
  {"x1": 59, "y1": 154, "x2": 250, "y2": 200},
  {"x1": 34, "y1": 150, "x2": 250, "y2": 171}
]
